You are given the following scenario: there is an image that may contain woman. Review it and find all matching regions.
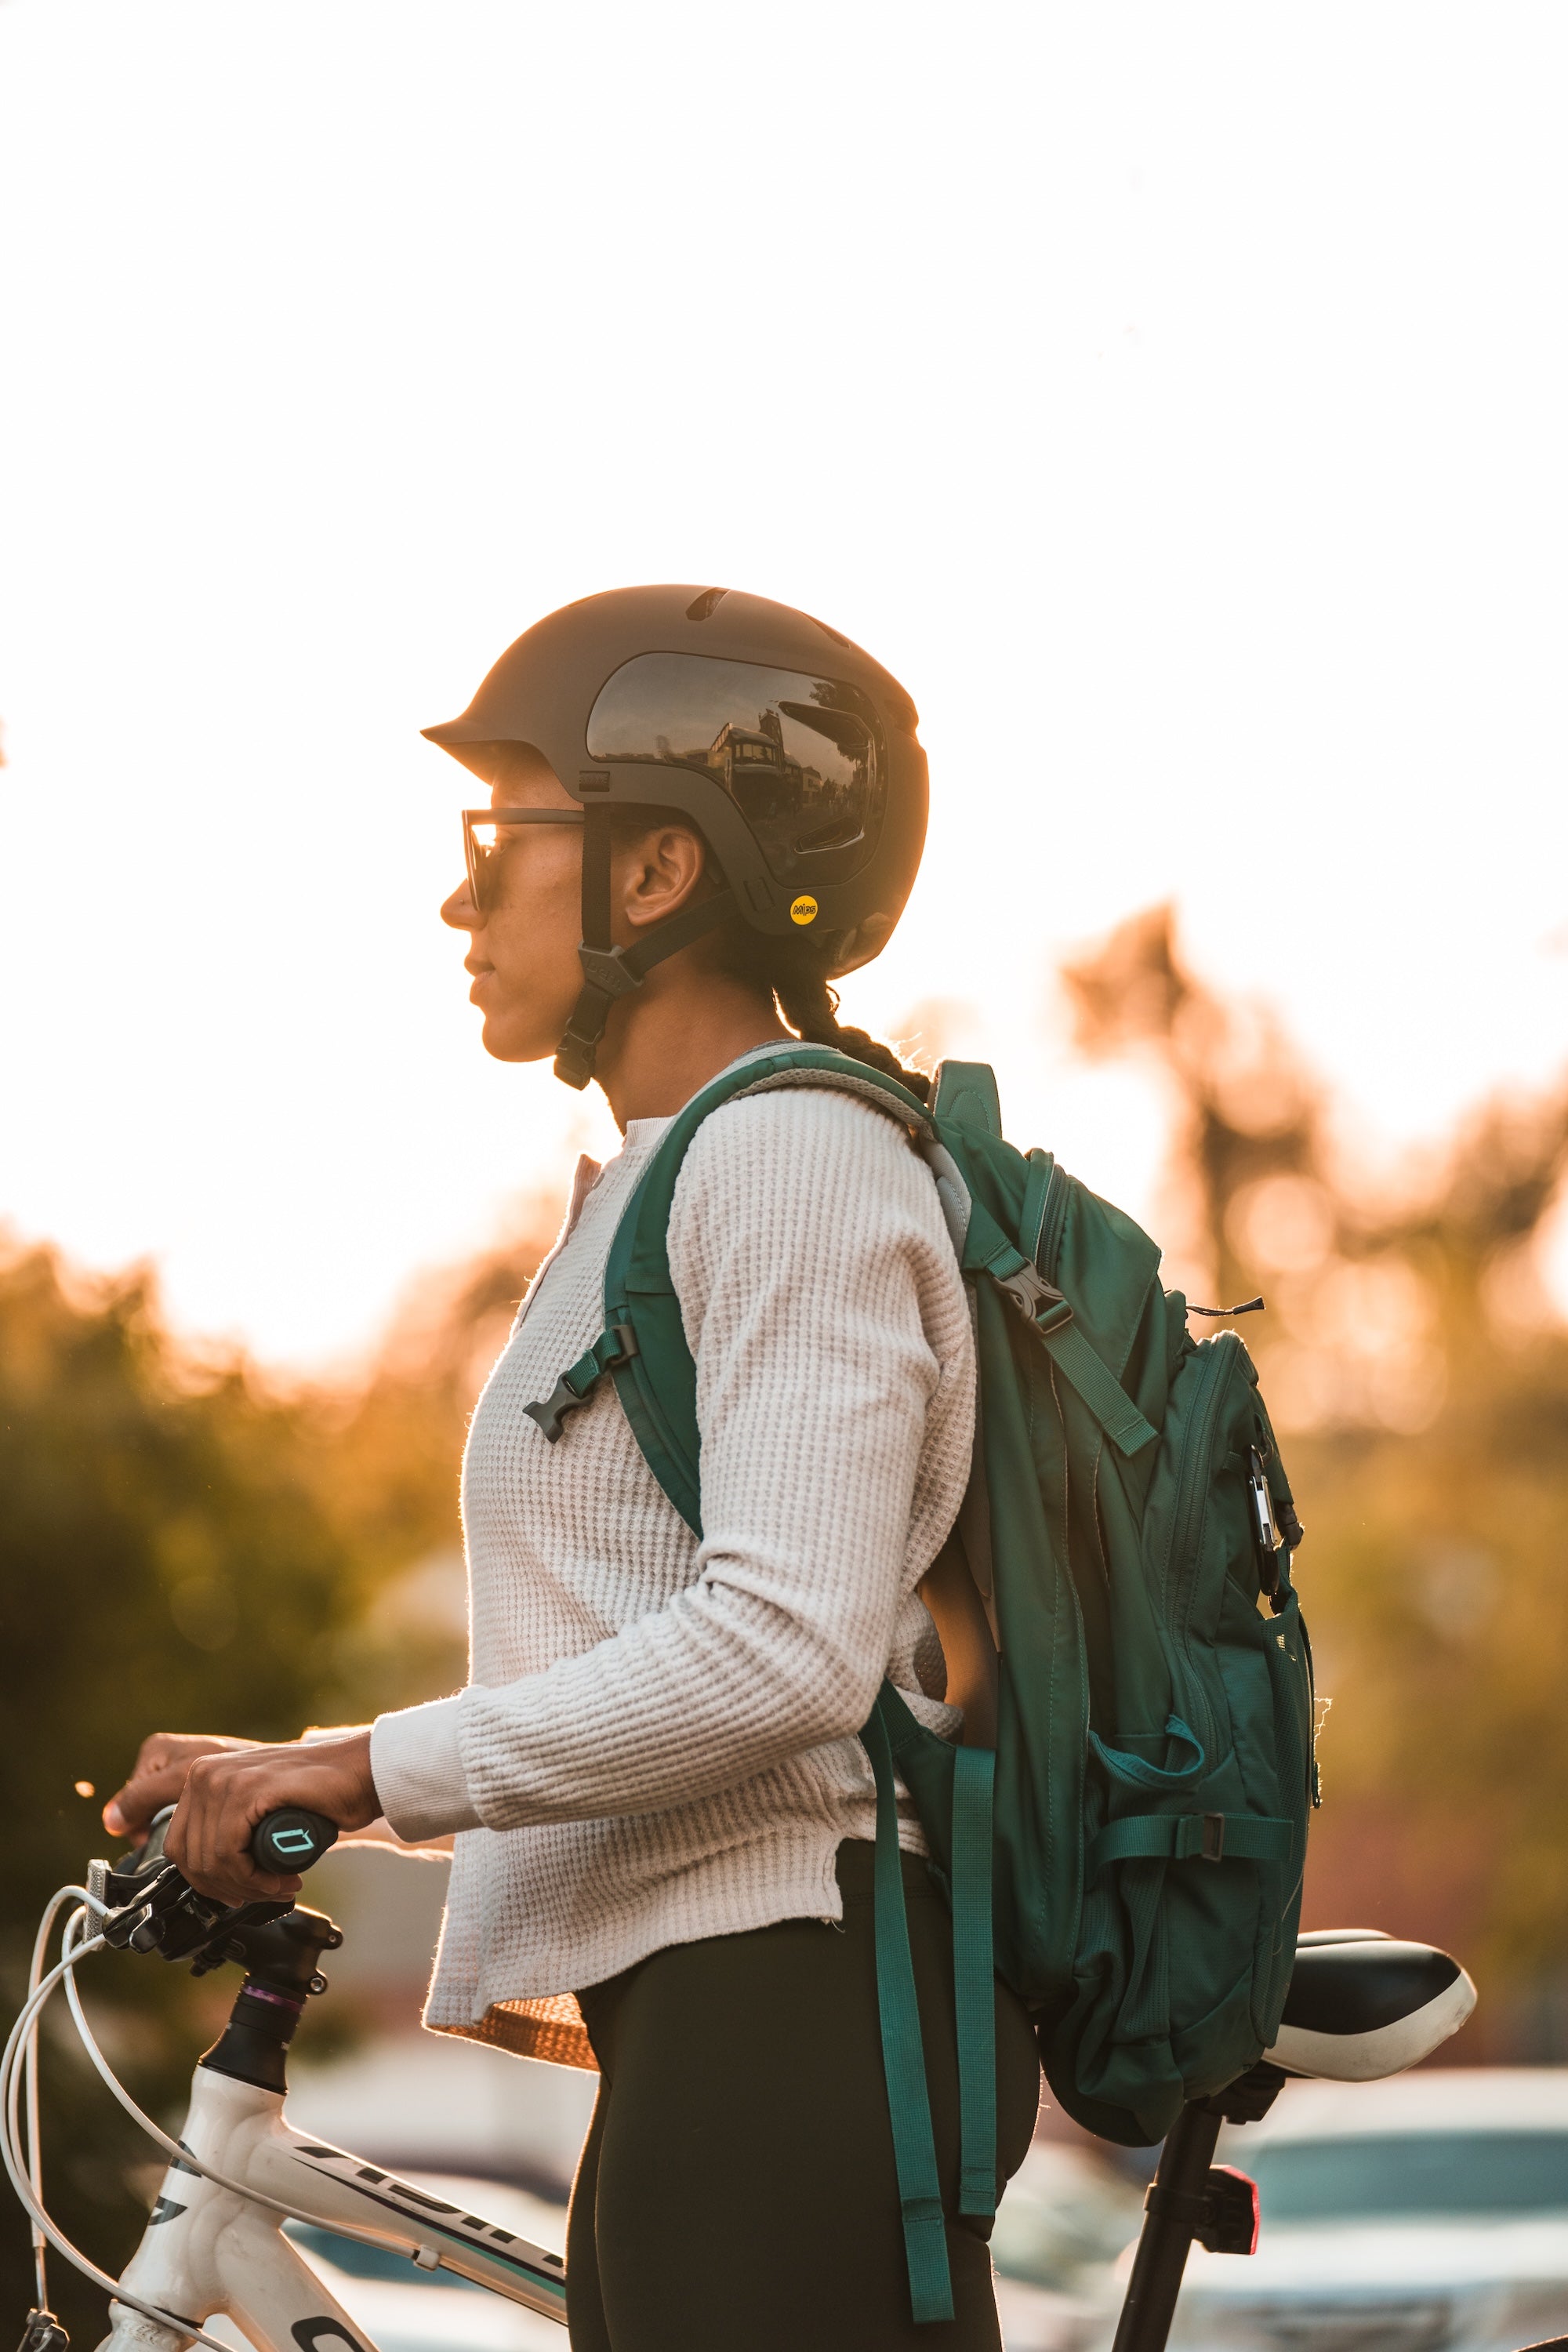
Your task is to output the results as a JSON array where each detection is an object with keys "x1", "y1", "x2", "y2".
[{"x1": 104, "y1": 586, "x2": 1042, "y2": 2350}]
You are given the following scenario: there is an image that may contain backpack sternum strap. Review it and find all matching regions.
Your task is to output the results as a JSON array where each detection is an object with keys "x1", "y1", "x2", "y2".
[
  {"x1": 961, "y1": 1207, "x2": 1160, "y2": 1459},
  {"x1": 523, "y1": 1323, "x2": 640, "y2": 1443},
  {"x1": 1088, "y1": 1813, "x2": 1294, "y2": 1875}
]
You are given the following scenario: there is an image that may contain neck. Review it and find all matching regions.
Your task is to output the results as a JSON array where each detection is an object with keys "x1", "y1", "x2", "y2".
[{"x1": 593, "y1": 966, "x2": 791, "y2": 1130}]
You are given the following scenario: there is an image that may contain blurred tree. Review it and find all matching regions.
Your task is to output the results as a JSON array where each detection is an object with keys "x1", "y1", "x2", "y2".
[
  {"x1": 1062, "y1": 909, "x2": 1568, "y2": 2050},
  {"x1": 307, "y1": 1200, "x2": 560, "y2": 1719},
  {"x1": 0, "y1": 1243, "x2": 365, "y2": 2338},
  {"x1": 0, "y1": 1198, "x2": 557, "y2": 2341}
]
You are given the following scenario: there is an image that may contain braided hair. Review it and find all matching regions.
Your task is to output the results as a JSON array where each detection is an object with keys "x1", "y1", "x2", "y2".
[{"x1": 769, "y1": 956, "x2": 932, "y2": 1105}]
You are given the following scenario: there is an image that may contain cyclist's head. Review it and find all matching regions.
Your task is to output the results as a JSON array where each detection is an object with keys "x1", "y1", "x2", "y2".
[{"x1": 426, "y1": 586, "x2": 929, "y2": 1092}]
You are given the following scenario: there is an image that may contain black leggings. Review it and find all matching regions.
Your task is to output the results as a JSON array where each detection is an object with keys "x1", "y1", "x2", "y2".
[{"x1": 566, "y1": 1842, "x2": 1041, "y2": 2351}]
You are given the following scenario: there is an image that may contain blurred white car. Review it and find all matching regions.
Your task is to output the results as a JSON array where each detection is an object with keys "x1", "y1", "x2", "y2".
[
  {"x1": 1167, "y1": 2068, "x2": 1568, "y2": 2352},
  {"x1": 286, "y1": 2172, "x2": 569, "y2": 2352},
  {"x1": 990, "y1": 2140, "x2": 1144, "y2": 2351}
]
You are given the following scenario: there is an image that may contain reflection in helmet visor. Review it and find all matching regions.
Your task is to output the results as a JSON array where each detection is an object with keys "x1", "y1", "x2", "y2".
[{"x1": 586, "y1": 654, "x2": 884, "y2": 879}]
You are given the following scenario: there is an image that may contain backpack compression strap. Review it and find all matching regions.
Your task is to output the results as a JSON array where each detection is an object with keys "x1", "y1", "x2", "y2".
[{"x1": 961, "y1": 1204, "x2": 1160, "y2": 1458}]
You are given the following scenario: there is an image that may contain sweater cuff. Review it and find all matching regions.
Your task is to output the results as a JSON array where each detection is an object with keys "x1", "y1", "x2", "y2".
[{"x1": 370, "y1": 1697, "x2": 484, "y2": 1842}]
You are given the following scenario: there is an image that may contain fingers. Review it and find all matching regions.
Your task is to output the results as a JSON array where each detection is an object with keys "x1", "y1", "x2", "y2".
[
  {"x1": 166, "y1": 1752, "x2": 300, "y2": 1904},
  {"x1": 163, "y1": 1732, "x2": 379, "y2": 1908},
  {"x1": 103, "y1": 1759, "x2": 198, "y2": 1840},
  {"x1": 103, "y1": 1732, "x2": 256, "y2": 1840}
]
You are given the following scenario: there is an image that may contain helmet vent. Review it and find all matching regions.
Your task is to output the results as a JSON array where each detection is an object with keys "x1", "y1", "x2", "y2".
[{"x1": 685, "y1": 588, "x2": 729, "y2": 622}]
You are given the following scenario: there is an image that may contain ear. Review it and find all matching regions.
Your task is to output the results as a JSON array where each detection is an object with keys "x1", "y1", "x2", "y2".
[{"x1": 618, "y1": 822, "x2": 709, "y2": 935}]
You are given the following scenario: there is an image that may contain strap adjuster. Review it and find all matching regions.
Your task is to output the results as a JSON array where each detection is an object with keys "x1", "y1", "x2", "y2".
[
  {"x1": 1201, "y1": 1812, "x2": 1225, "y2": 1862},
  {"x1": 994, "y1": 1261, "x2": 1074, "y2": 1334},
  {"x1": 575, "y1": 942, "x2": 644, "y2": 1002}
]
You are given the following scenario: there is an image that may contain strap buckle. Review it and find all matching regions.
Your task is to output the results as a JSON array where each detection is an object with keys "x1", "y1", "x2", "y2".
[
  {"x1": 994, "y1": 1261, "x2": 1074, "y2": 1335},
  {"x1": 1201, "y1": 1812, "x2": 1225, "y2": 1863},
  {"x1": 575, "y1": 942, "x2": 644, "y2": 1002},
  {"x1": 524, "y1": 1323, "x2": 639, "y2": 1443}
]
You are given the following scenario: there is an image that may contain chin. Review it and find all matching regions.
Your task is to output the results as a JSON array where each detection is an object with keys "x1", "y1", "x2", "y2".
[{"x1": 480, "y1": 1012, "x2": 559, "y2": 1065}]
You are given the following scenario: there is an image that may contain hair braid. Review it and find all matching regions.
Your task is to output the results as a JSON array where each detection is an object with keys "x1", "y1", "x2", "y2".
[{"x1": 771, "y1": 960, "x2": 932, "y2": 1105}]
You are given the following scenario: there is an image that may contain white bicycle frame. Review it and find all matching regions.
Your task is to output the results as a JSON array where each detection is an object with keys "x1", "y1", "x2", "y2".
[
  {"x1": 102, "y1": 2066, "x2": 568, "y2": 2352},
  {"x1": 1, "y1": 1875, "x2": 570, "y2": 2352}
]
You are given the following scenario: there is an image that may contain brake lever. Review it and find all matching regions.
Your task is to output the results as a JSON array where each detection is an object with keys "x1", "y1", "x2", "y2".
[
  {"x1": 96, "y1": 1800, "x2": 331, "y2": 1973},
  {"x1": 100, "y1": 1856, "x2": 291, "y2": 1968}
]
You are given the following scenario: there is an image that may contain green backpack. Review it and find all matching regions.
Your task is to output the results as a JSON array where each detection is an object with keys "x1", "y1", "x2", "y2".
[{"x1": 527, "y1": 1045, "x2": 1315, "y2": 2325}]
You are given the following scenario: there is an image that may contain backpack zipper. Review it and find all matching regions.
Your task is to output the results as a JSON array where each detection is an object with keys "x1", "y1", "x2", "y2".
[
  {"x1": 1028, "y1": 1151, "x2": 1070, "y2": 1281},
  {"x1": 1157, "y1": 1337, "x2": 1240, "y2": 1761}
]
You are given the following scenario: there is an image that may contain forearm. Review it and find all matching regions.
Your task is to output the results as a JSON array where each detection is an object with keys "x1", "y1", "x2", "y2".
[{"x1": 374, "y1": 1566, "x2": 897, "y2": 1838}]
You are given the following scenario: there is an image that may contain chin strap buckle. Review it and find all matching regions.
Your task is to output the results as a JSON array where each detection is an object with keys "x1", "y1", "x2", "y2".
[
  {"x1": 554, "y1": 943, "x2": 647, "y2": 1090},
  {"x1": 524, "y1": 1323, "x2": 641, "y2": 1443}
]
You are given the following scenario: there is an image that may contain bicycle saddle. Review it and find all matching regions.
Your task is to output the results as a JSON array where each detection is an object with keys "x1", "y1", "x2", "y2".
[{"x1": 1264, "y1": 1927, "x2": 1476, "y2": 2082}]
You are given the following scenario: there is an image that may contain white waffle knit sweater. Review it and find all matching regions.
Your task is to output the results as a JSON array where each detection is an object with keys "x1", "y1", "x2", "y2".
[{"x1": 369, "y1": 1076, "x2": 975, "y2": 2069}]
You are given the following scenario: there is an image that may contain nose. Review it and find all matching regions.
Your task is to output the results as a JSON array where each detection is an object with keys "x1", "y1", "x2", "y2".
[{"x1": 442, "y1": 877, "x2": 481, "y2": 932}]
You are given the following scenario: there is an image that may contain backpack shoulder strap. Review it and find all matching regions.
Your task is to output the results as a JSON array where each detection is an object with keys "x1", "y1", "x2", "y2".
[{"x1": 522, "y1": 1046, "x2": 932, "y2": 1534}]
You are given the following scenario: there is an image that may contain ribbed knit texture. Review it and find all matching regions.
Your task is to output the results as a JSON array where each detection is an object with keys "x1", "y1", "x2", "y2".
[{"x1": 371, "y1": 1078, "x2": 975, "y2": 2068}]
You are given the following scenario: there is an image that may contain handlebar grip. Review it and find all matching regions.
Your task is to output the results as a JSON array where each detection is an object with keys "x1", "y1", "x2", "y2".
[{"x1": 251, "y1": 1808, "x2": 339, "y2": 1875}]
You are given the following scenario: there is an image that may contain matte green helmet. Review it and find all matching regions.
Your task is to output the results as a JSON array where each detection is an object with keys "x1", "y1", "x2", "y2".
[{"x1": 423, "y1": 585, "x2": 928, "y2": 1087}]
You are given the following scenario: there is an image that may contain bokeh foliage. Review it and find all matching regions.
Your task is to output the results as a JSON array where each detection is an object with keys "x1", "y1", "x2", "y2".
[
  {"x1": 0, "y1": 1214, "x2": 550, "y2": 2342},
  {"x1": 1062, "y1": 909, "x2": 1568, "y2": 2039}
]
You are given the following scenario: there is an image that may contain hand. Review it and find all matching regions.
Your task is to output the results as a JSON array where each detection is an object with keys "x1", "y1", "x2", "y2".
[
  {"x1": 165, "y1": 1731, "x2": 381, "y2": 1905},
  {"x1": 103, "y1": 1733, "x2": 261, "y2": 1845}
]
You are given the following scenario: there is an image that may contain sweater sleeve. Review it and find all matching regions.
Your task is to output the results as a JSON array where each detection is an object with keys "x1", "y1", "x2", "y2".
[{"x1": 372, "y1": 1086, "x2": 972, "y2": 1837}]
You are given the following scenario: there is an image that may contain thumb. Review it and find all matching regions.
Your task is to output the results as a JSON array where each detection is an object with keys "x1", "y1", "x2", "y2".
[{"x1": 103, "y1": 1761, "x2": 180, "y2": 1842}]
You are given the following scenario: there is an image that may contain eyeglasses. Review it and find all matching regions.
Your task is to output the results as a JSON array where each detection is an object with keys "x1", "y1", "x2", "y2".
[{"x1": 463, "y1": 807, "x2": 584, "y2": 913}]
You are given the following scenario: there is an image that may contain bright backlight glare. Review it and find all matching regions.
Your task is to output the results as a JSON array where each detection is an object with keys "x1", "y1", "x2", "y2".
[{"x1": 1, "y1": 2, "x2": 1566, "y2": 1364}]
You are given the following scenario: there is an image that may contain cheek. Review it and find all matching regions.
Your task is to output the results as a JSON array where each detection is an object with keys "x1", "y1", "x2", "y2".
[{"x1": 492, "y1": 842, "x2": 582, "y2": 966}]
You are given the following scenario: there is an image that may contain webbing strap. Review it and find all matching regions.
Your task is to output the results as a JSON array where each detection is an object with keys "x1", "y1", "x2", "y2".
[
  {"x1": 950, "y1": 1745, "x2": 997, "y2": 2219},
  {"x1": 553, "y1": 873, "x2": 740, "y2": 1089},
  {"x1": 1035, "y1": 1319, "x2": 1160, "y2": 1457},
  {"x1": 861, "y1": 1708, "x2": 954, "y2": 2325},
  {"x1": 961, "y1": 1210, "x2": 1158, "y2": 1457},
  {"x1": 1087, "y1": 1811, "x2": 1294, "y2": 1877},
  {"x1": 581, "y1": 801, "x2": 613, "y2": 948}
]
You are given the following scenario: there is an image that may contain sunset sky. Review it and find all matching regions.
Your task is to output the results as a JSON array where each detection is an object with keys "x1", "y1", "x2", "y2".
[{"x1": 2, "y1": 3, "x2": 1566, "y2": 1365}]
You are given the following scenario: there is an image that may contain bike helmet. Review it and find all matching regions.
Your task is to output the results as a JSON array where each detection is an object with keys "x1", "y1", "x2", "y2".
[{"x1": 422, "y1": 586, "x2": 928, "y2": 1087}]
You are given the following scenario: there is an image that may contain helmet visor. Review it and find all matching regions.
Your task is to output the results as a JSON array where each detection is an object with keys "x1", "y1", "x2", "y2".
[{"x1": 586, "y1": 652, "x2": 886, "y2": 882}]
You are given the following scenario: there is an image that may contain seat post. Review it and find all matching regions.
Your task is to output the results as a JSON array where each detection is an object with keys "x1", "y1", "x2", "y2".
[
  {"x1": 1110, "y1": 2062, "x2": 1286, "y2": 2352},
  {"x1": 1109, "y1": 2100, "x2": 1224, "y2": 2352}
]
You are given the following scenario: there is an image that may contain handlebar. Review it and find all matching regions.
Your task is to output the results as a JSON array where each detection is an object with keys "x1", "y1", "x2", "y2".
[
  {"x1": 132, "y1": 1805, "x2": 339, "y2": 1878},
  {"x1": 250, "y1": 1808, "x2": 339, "y2": 1875},
  {"x1": 100, "y1": 1805, "x2": 341, "y2": 1973}
]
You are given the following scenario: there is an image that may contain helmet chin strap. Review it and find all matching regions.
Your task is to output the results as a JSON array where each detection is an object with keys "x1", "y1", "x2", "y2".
[{"x1": 554, "y1": 803, "x2": 739, "y2": 1089}]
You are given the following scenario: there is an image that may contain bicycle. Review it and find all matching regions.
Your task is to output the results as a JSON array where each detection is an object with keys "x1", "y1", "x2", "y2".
[{"x1": 6, "y1": 1809, "x2": 1476, "y2": 2352}]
